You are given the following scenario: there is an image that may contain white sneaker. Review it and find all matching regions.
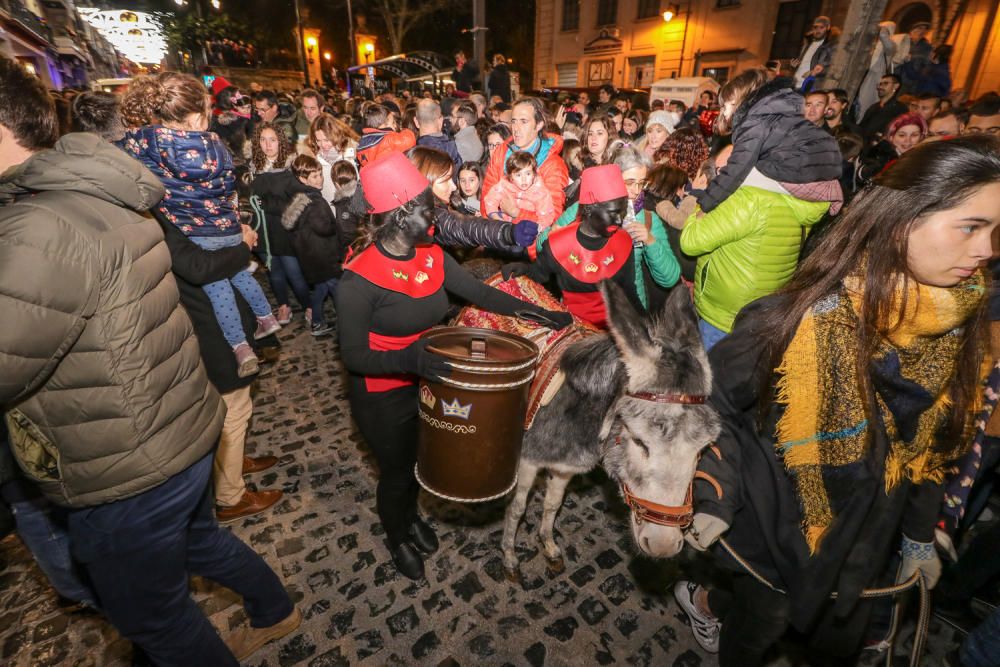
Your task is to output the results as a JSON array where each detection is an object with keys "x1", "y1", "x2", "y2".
[{"x1": 673, "y1": 580, "x2": 721, "y2": 653}]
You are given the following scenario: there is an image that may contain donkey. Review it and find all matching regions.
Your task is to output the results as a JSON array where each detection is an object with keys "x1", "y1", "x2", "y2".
[{"x1": 501, "y1": 281, "x2": 721, "y2": 580}]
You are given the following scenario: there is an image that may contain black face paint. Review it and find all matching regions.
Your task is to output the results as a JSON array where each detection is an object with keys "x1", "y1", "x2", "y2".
[
  {"x1": 393, "y1": 189, "x2": 437, "y2": 246},
  {"x1": 580, "y1": 197, "x2": 628, "y2": 238}
]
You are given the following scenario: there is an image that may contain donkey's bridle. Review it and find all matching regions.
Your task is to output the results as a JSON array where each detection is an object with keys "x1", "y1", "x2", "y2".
[{"x1": 613, "y1": 391, "x2": 723, "y2": 529}]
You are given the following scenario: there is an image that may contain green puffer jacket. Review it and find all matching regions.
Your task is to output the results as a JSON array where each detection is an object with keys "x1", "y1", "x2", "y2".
[
  {"x1": 537, "y1": 202, "x2": 680, "y2": 308},
  {"x1": 0, "y1": 133, "x2": 225, "y2": 508},
  {"x1": 680, "y1": 186, "x2": 829, "y2": 333}
]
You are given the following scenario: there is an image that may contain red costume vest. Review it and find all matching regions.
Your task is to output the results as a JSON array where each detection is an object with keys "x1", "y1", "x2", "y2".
[
  {"x1": 547, "y1": 223, "x2": 633, "y2": 328},
  {"x1": 344, "y1": 243, "x2": 445, "y2": 392}
]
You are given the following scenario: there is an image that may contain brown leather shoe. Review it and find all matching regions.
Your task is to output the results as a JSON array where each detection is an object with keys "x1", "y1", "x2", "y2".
[
  {"x1": 242, "y1": 455, "x2": 278, "y2": 474},
  {"x1": 224, "y1": 607, "x2": 302, "y2": 661},
  {"x1": 216, "y1": 489, "x2": 282, "y2": 524}
]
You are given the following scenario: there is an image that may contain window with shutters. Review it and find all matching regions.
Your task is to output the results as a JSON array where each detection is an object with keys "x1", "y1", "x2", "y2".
[
  {"x1": 637, "y1": 0, "x2": 660, "y2": 19},
  {"x1": 596, "y1": 0, "x2": 618, "y2": 26},
  {"x1": 561, "y1": 0, "x2": 580, "y2": 31},
  {"x1": 556, "y1": 63, "x2": 579, "y2": 87}
]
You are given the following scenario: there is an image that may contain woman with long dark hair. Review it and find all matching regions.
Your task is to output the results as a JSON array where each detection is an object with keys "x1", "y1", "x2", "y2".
[
  {"x1": 335, "y1": 153, "x2": 570, "y2": 581},
  {"x1": 675, "y1": 136, "x2": 1000, "y2": 665}
]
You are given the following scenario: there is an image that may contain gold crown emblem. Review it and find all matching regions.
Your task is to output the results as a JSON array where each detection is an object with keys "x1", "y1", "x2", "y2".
[
  {"x1": 602, "y1": 255, "x2": 615, "y2": 265},
  {"x1": 569, "y1": 252, "x2": 581, "y2": 265},
  {"x1": 584, "y1": 263, "x2": 599, "y2": 273},
  {"x1": 415, "y1": 271, "x2": 429, "y2": 284},
  {"x1": 392, "y1": 269, "x2": 409, "y2": 281}
]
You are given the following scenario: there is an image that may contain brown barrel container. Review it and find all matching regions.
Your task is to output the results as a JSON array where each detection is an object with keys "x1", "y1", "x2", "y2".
[{"x1": 416, "y1": 326, "x2": 539, "y2": 502}]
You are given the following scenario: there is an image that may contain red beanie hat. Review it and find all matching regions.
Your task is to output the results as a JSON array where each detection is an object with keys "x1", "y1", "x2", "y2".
[
  {"x1": 210, "y1": 75, "x2": 232, "y2": 97},
  {"x1": 360, "y1": 152, "x2": 430, "y2": 214},
  {"x1": 578, "y1": 164, "x2": 627, "y2": 204}
]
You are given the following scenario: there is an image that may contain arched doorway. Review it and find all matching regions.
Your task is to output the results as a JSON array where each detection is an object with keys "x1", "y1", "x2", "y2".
[{"x1": 893, "y1": 2, "x2": 933, "y2": 33}]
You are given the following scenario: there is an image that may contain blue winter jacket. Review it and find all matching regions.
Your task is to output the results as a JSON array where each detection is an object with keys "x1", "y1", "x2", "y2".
[{"x1": 124, "y1": 125, "x2": 239, "y2": 237}]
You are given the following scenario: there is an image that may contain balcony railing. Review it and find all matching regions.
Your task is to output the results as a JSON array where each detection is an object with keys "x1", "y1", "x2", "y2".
[{"x1": 2, "y1": 0, "x2": 54, "y2": 45}]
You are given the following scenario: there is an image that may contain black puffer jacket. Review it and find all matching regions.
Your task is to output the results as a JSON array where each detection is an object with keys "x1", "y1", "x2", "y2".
[
  {"x1": 250, "y1": 169, "x2": 303, "y2": 257},
  {"x1": 281, "y1": 189, "x2": 346, "y2": 284},
  {"x1": 332, "y1": 181, "x2": 366, "y2": 249},
  {"x1": 696, "y1": 80, "x2": 842, "y2": 213},
  {"x1": 432, "y1": 203, "x2": 522, "y2": 256}
]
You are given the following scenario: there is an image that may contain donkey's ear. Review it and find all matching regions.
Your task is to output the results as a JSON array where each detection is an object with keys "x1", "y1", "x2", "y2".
[
  {"x1": 654, "y1": 284, "x2": 699, "y2": 339},
  {"x1": 600, "y1": 280, "x2": 657, "y2": 386}
]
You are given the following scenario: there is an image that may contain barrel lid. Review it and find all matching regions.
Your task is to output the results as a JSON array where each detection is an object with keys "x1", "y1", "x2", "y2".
[{"x1": 422, "y1": 326, "x2": 538, "y2": 364}]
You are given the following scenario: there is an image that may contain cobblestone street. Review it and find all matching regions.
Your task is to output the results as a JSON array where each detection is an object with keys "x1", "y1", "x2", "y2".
[{"x1": 0, "y1": 313, "x2": 966, "y2": 666}]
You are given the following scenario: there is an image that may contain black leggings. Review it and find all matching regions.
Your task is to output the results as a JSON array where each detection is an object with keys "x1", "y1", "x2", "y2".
[
  {"x1": 349, "y1": 385, "x2": 420, "y2": 549},
  {"x1": 708, "y1": 574, "x2": 790, "y2": 667}
]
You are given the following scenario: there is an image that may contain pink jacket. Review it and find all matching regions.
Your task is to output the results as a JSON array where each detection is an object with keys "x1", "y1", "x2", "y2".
[{"x1": 482, "y1": 178, "x2": 557, "y2": 228}]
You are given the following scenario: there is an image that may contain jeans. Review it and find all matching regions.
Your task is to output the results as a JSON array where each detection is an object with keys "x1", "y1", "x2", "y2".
[
  {"x1": 0, "y1": 479, "x2": 97, "y2": 607},
  {"x1": 68, "y1": 455, "x2": 293, "y2": 667},
  {"x1": 310, "y1": 277, "x2": 339, "y2": 326},
  {"x1": 267, "y1": 255, "x2": 310, "y2": 311},
  {"x1": 190, "y1": 235, "x2": 273, "y2": 347},
  {"x1": 699, "y1": 318, "x2": 728, "y2": 352},
  {"x1": 963, "y1": 606, "x2": 1000, "y2": 667}
]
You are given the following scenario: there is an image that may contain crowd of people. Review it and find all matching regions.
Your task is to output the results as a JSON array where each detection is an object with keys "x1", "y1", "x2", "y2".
[{"x1": 0, "y1": 15, "x2": 999, "y2": 665}]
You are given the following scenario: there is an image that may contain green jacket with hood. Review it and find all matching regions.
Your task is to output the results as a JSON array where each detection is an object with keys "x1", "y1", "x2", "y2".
[
  {"x1": 0, "y1": 133, "x2": 224, "y2": 508},
  {"x1": 680, "y1": 185, "x2": 829, "y2": 333}
]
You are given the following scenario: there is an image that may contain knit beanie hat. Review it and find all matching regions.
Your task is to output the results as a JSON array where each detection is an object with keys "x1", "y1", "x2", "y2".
[{"x1": 646, "y1": 110, "x2": 677, "y2": 134}]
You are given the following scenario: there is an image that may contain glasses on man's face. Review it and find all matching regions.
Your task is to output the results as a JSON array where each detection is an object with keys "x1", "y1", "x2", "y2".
[
  {"x1": 624, "y1": 179, "x2": 648, "y2": 189},
  {"x1": 966, "y1": 125, "x2": 1000, "y2": 135},
  {"x1": 488, "y1": 142, "x2": 502, "y2": 151}
]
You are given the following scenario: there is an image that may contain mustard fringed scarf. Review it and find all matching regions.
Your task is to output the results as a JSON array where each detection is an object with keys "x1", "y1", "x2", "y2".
[{"x1": 775, "y1": 272, "x2": 986, "y2": 554}]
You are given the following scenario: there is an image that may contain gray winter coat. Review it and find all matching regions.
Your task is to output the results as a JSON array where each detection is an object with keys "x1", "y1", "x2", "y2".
[{"x1": 0, "y1": 133, "x2": 224, "y2": 508}]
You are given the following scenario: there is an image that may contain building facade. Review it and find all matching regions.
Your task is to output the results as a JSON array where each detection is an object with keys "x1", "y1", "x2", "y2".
[
  {"x1": 0, "y1": 0, "x2": 120, "y2": 88},
  {"x1": 534, "y1": 0, "x2": 1000, "y2": 97}
]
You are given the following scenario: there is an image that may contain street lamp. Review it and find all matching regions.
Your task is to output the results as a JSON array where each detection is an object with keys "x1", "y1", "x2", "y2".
[
  {"x1": 323, "y1": 51, "x2": 332, "y2": 61},
  {"x1": 662, "y1": 4, "x2": 679, "y2": 22},
  {"x1": 306, "y1": 35, "x2": 317, "y2": 64},
  {"x1": 364, "y1": 42, "x2": 374, "y2": 63}
]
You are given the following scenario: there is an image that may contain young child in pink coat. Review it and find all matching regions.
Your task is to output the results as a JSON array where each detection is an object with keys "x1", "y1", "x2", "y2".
[{"x1": 482, "y1": 151, "x2": 557, "y2": 229}]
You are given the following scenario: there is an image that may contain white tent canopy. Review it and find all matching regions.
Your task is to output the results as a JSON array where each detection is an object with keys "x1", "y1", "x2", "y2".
[{"x1": 649, "y1": 77, "x2": 721, "y2": 108}]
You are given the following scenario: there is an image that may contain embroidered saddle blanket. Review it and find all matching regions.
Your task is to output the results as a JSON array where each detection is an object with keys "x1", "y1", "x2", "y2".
[{"x1": 451, "y1": 274, "x2": 599, "y2": 429}]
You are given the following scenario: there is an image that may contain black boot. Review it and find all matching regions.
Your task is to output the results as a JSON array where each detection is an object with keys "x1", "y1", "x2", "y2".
[
  {"x1": 408, "y1": 517, "x2": 439, "y2": 555},
  {"x1": 390, "y1": 542, "x2": 425, "y2": 580}
]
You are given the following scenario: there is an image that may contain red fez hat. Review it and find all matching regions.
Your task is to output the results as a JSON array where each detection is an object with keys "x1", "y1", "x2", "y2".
[
  {"x1": 360, "y1": 152, "x2": 430, "y2": 214},
  {"x1": 578, "y1": 164, "x2": 627, "y2": 205}
]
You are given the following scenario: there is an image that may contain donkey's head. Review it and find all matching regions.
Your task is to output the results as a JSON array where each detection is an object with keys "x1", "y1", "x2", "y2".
[{"x1": 599, "y1": 282, "x2": 721, "y2": 558}]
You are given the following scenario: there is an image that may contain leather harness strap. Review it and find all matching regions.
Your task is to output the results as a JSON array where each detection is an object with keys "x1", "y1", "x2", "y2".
[
  {"x1": 625, "y1": 391, "x2": 707, "y2": 404},
  {"x1": 611, "y1": 390, "x2": 723, "y2": 528}
]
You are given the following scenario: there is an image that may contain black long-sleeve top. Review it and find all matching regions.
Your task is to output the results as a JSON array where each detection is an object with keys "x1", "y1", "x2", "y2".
[{"x1": 336, "y1": 242, "x2": 547, "y2": 394}]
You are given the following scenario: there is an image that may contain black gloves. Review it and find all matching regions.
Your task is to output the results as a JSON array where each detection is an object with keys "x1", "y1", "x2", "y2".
[
  {"x1": 543, "y1": 310, "x2": 573, "y2": 330},
  {"x1": 501, "y1": 262, "x2": 530, "y2": 281},
  {"x1": 516, "y1": 308, "x2": 574, "y2": 330},
  {"x1": 403, "y1": 339, "x2": 453, "y2": 382}
]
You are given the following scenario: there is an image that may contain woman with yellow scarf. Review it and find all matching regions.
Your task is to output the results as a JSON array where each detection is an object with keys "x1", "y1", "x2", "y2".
[{"x1": 675, "y1": 135, "x2": 1000, "y2": 665}]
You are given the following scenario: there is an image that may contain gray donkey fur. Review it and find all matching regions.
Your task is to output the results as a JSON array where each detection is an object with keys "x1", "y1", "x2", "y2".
[{"x1": 501, "y1": 281, "x2": 721, "y2": 579}]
